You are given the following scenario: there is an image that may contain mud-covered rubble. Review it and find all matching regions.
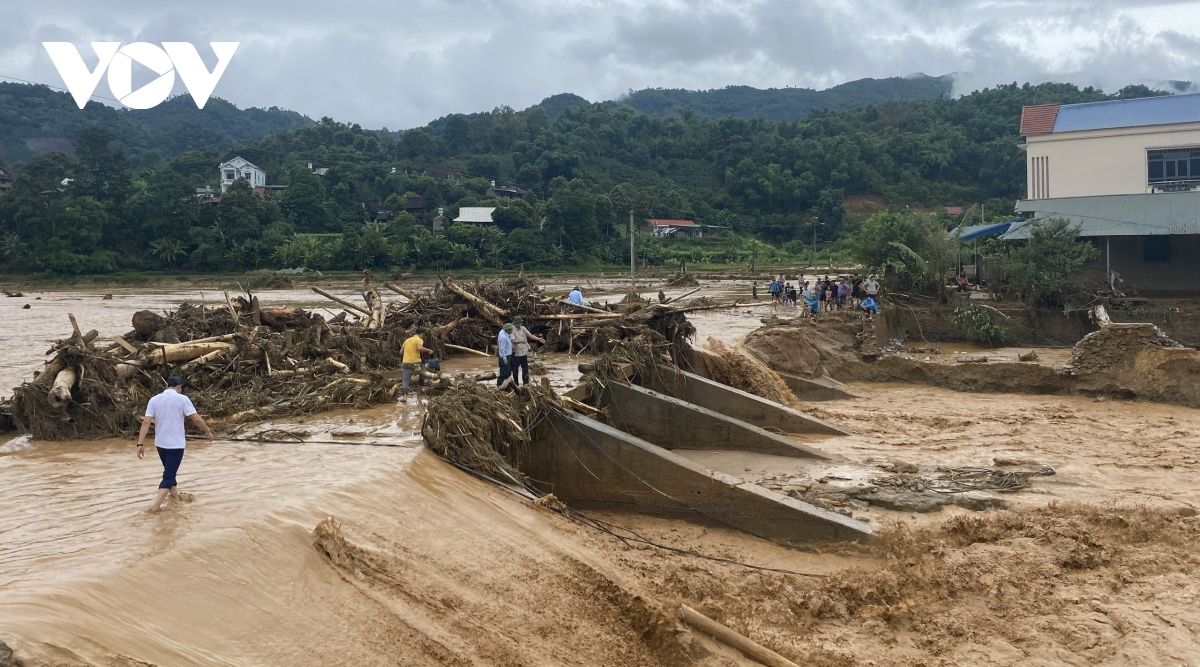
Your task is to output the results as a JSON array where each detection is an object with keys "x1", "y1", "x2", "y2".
[
  {"x1": 753, "y1": 458, "x2": 1060, "y2": 518},
  {"x1": 1063, "y1": 322, "x2": 1182, "y2": 375}
]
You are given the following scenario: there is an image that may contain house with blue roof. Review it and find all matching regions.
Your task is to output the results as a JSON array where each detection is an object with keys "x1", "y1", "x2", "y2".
[{"x1": 1016, "y1": 93, "x2": 1200, "y2": 293}]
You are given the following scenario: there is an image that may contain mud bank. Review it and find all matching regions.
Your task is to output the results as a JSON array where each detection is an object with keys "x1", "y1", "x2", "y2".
[{"x1": 746, "y1": 320, "x2": 1200, "y2": 409}]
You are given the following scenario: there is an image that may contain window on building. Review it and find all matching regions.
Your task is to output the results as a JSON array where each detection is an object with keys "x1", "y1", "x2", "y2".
[
  {"x1": 1143, "y1": 236, "x2": 1172, "y2": 263},
  {"x1": 224, "y1": 170, "x2": 235, "y2": 180},
  {"x1": 1148, "y1": 148, "x2": 1200, "y2": 185}
]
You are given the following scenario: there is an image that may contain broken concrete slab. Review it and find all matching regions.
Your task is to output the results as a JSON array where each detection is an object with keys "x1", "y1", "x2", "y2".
[
  {"x1": 775, "y1": 370, "x2": 855, "y2": 401},
  {"x1": 522, "y1": 411, "x2": 873, "y2": 543},
  {"x1": 646, "y1": 364, "x2": 847, "y2": 436},
  {"x1": 599, "y1": 381, "x2": 833, "y2": 459},
  {"x1": 864, "y1": 489, "x2": 952, "y2": 513}
]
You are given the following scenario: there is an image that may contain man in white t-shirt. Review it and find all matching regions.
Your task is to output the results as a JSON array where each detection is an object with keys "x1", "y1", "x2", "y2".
[{"x1": 136, "y1": 376, "x2": 214, "y2": 512}]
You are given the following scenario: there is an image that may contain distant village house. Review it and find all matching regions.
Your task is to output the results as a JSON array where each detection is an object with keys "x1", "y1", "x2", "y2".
[
  {"x1": 0, "y1": 166, "x2": 13, "y2": 191},
  {"x1": 453, "y1": 207, "x2": 496, "y2": 225},
  {"x1": 647, "y1": 218, "x2": 703, "y2": 238},
  {"x1": 487, "y1": 182, "x2": 524, "y2": 199},
  {"x1": 220, "y1": 157, "x2": 266, "y2": 192}
]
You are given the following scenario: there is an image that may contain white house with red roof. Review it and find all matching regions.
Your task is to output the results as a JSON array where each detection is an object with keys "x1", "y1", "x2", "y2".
[{"x1": 647, "y1": 218, "x2": 703, "y2": 238}]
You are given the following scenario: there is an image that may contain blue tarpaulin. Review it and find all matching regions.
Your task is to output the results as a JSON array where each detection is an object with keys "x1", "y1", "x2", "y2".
[{"x1": 953, "y1": 220, "x2": 1017, "y2": 242}]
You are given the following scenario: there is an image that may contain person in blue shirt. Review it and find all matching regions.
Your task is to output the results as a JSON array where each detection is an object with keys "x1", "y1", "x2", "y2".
[
  {"x1": 768, "y1": 279, "x2": 779, "y2": 301},
  {"x1": 496, "y1": 323, "x2": 513, "y2": 387},
  {"x1": 567, "y1": 286, "x2": 585, "y2": 305},
  {"x1": 860, "y1": 296, "x2": 878, "y2": 315}
]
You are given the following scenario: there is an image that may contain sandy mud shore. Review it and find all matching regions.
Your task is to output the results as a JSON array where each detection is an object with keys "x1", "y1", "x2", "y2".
[{"x1": 4, "y1": 283, "x2": 1200, "y2": 666}]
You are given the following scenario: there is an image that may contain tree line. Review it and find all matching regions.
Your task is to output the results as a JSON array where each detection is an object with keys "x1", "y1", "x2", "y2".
[{"x1": 0, "y1": 81, "x2": 1162, "y2": 275}]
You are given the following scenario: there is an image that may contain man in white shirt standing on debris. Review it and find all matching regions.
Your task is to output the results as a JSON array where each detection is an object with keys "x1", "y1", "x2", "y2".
[{"x1": 136, "y1": 376, "x2": 214, "y2": 513}]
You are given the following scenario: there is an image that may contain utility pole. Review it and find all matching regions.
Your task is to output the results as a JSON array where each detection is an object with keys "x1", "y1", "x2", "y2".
[
  {"x1": 628, "y1": 205, "x2": 636, "y2": 296},
  {"x1": 811, "y1": 216, "x2": 820, "y2": 270}
]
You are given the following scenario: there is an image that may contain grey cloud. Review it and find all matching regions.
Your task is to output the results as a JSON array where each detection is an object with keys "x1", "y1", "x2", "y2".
[{"x1": 3, "y1": 0, "x2": 1199, "y2": 128}]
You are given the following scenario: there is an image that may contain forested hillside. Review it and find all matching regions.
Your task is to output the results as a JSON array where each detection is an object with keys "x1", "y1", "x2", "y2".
[
  {"x1": 0, "y1": 81, "x2": 1168, "y2": 275},
  {"x1": 615, "y1": 75, "x2": 954, "y2": 120},
  {"x1": 0, "y1": 83, "x2": 312, "y2": 165}
]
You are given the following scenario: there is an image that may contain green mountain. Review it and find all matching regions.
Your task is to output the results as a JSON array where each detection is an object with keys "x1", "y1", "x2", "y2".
[
  {"x1": 611, "y1": 75, "x2": 955, "y2": 120},
  {"x1": 0, "y1": 82, "x2": 313, "y2": 166},
  {"x1": 429, "y1": 75, "x2": 954, "y2": 132}
]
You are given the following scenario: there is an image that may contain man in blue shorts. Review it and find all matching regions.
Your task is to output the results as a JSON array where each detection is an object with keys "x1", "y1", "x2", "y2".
[{"x1": 136, "y1": 376, "x2": 214, "y2": 513}]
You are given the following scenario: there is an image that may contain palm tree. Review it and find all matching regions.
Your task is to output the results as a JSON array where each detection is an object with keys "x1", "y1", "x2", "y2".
[
  {"x1": 2, "y1": 232, "x2": 26, "y2": 267},
  {"x1": 150, "y1": 238, "x2": 186, "y2": 268}
]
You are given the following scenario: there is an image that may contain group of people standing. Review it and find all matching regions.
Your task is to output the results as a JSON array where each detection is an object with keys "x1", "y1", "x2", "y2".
[
  {"x1": 495, "y1": 316, "x2": 544, "y2": 388},
  {"x1": 762, "y1": 273, "x2": 881, "y2": 317}
]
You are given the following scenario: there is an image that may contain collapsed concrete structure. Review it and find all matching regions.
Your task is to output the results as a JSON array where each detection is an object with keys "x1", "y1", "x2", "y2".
[{"x1": 524, "y1": 367, "x2": 873, "y2": 544}]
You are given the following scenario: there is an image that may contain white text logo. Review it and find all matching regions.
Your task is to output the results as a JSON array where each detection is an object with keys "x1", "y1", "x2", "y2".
[{"x1": 43, "y1": 42, "x2": 239, "y2": 110}]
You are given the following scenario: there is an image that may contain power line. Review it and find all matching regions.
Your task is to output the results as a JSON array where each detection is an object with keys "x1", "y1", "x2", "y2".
[{"x1": 0, "y1": 73, "x2": 125, "y2": 105}]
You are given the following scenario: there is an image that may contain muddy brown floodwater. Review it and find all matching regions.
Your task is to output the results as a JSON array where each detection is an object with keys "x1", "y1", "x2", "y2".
[{"x1": 5, "y1": 281, "x2": 1200, "y2": 666}]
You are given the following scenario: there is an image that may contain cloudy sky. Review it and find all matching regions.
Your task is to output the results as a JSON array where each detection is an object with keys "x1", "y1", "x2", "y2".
[{"x1": 2, "y1": 0, "x2": 1199, "y2": 129}]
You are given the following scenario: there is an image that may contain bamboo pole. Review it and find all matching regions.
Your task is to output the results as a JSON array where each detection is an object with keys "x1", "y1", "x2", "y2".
[
  {"x1": 311, "y1": 287, "x2": 372, "y2": 317},
  {"x1": 662, "y1": 287, "x2": 701, "y2": 304},
  {"x1": 678, "y1": 605, "x2": 800, "y2": 667}
]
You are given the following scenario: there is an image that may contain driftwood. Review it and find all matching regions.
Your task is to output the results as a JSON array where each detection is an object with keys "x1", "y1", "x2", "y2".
[
  {"x1": 132, "y1": 310, "x2": 166, "y2": 336},
  {"x1": 532, "y1": 313, "x2": 624, "y2": 321},
  {"x1": 679, "y1": 604, "x2": 800, "y2": 667},
  {"x1": 435, "y1": 316, "x2": 472, "y2": 336},
  {"x1": 955, "y1": 356, "x2": 989, "y2": 364},
  {"x1": 311, "y1": 287, "x2": 372, "y2": 317},
  {"x1": 384, "y1": 283, "x2": 417, "y2": 300},
  {"x1": 445, "y1": 343, "x2": 491, "y2": 358},
  {"x1": 558, "y1": 298, "x2": 611, "y2": 314},
  {"x1": 115, "y1": 360, "x2": 142, "y2": 380},
  {"x1": 179, "y1": 349, "x2": 228, "y2": 372},
  {"x1": 143, "y1": 341, "x2": 237, "y2": 367},
  {"x1": 112, "y1": 336, "x2": 138, "y2": 355},
  {"x1": 48, "y1": 368, "x2": 77, "y2": 409},
  {"x1": 443, "y1": 280, "x2": 506, "y2": 326},
  {"x1": 662, "y1": 287, "x2": 702, "y2": 304}
]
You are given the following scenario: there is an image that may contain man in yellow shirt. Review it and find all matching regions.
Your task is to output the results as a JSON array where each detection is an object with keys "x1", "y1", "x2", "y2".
[{"x1": 400, "y1": 326, "x2": 433, "y2": 402}]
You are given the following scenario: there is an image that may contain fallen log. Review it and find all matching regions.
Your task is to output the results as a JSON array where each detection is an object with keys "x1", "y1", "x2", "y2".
[
  {"x1": 179, "y1": 349, "x2": 228, "y2": 372},
  {"x1": 48, "y1": 368, "x2": 77, "y2": 409},
  {"x1": 148, "y1": 333, "x2": 239, "y2": 346},
  {"x1": 311, "y1": 287, "x2": 371, "y2": 317},
  {"x1": 325, "y1": 357, "x2": 350, "y2": 373},
  {"x1": 443, "y1": 280, "x2": 506, "y2": 326},
  {"x1": 955, "y1": 356, "x2": 989, "y2": 364},
  {"x1": 34, "y1": 356, "x2": 66, "y2": 386},
  {"x1": 532, "y1": 313, "x2": 625, "y2": 321},
  {"x1": 115, "y1": 360, "x2": 142, "y2": 380},
  {"x1": 445, "y1": 343, "x2": 491, "y2": 358},
  {"x1": 561, "y1": 395, "x2": 601, "y2": 416},
  {"x1": 558, "y1": 298, "x2": 612, "y2": 314},
  {"x1": 679, "y1": 604, "x2": 800, "y2": 667},
  {"x1": 143, "y1": 341, "x2": 237, "y2": 367},
  {"x1": 435, "y1": 316, "x2": 472, "y2": 336},
  {"x1": 384, "y1": 283, "x2": 417, "y2": 300},
  {"x1": 662, "y1": 287, "x2": 702, "y2": 304}
]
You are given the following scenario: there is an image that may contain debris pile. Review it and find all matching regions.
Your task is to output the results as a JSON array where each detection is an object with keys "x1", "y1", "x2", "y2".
[
  {"x1": 3, "y1": 273, "x2": 717, "y2": 440},
  {"x1": 8, "y1": 297, "x2": 407, "y2": 440}
]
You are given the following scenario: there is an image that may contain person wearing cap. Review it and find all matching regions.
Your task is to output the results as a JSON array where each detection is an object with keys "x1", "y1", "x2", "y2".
[
  {"x1": 497, "y1": 323, "x2": 514, "y2": 387},
  {"x1": 136, "y1": 376, "x2": 213, "y2": 513},
  {"x1": 567, "y1": 286, "x2": 585, "y2": 306},
  {"x1": 508, "y1": 316, "x2": 545, "y2": 386},
  {"x1": 400, "y1": 326, "x2": 434, "y2": 402}
]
